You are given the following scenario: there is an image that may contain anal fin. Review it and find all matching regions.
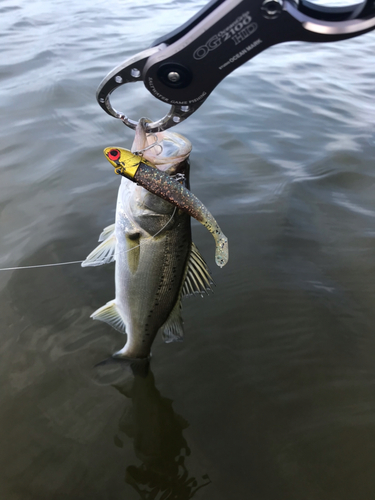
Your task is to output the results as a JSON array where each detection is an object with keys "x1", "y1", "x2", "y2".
[
  {"x1": 91, "y1": 299, "x2": 126, "y2": 334},
  {"x1": 160, "y1": 298, "x2": 184, "y2": 343}
]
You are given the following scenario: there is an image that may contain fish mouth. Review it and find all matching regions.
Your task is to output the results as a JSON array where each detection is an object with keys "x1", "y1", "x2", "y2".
[
  {"x1": 136, "y1": 128, "x2": 192, "y2": 173},
  {"x1": 166, "y1": 158, "x2": 190, "y2": 189}
]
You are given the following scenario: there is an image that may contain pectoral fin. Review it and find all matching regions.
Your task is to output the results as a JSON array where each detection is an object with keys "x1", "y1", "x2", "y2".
[
  {"x1": 182, "y1": 243, "x2": 214, "y2": 297},
  {"x1": 81, "y1": 233, "x2": 116, "y2": 267},
  {"x1": 91, "y1": 300, "x2": 126, "y2": 334},
  {"x1": 99, "y1": 223, "x2": 115, "y2": 242}
]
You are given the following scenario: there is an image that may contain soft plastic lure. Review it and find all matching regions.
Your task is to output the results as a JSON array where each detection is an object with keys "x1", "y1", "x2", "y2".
[{"x1": 104, "y1": 147, "x2": 228, "y2": 268}]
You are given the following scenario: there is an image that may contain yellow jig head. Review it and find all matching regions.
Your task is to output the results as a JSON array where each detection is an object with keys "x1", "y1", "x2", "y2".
[{"x1": 104, "y1": 147, "x2": 154, "y2": 179}]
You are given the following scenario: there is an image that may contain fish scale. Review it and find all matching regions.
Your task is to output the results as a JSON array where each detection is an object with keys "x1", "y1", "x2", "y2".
[{"x1": 114, "y1": 199, "x2": 191, "y2": 357}]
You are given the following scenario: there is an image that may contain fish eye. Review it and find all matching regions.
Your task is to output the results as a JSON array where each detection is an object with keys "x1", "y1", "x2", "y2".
[{"x1": 108, "y1": 149, "x2": 121, "y2": 161}]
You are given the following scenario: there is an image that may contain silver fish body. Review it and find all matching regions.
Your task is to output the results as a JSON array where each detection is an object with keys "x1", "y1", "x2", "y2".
[{"x1": 83, "y1": 129, "x2": 213, "y2": 358}]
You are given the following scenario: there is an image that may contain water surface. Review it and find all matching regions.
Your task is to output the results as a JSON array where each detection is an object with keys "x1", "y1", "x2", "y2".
[{"x1": 1, "y1": 0, "x2": 375, "y2": 499}]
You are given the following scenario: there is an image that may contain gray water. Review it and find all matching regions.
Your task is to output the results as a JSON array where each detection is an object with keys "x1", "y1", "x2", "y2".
[{"x1": 1, "y1": 0, "x2": 375, "y2": 498}]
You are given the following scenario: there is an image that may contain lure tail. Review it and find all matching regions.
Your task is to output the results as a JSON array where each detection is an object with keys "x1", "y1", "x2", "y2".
[{"x1": 133, "y1": 162, "x2": 228, "y2": 268}]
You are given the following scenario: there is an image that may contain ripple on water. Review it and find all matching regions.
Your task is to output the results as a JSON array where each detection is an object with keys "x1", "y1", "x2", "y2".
[{"x1": 1, "y1": 2, "x2": 375, "y2": 499}]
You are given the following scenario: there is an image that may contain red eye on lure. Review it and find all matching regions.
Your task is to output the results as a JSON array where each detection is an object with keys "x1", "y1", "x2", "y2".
[{"x1": 108, "y1": 149, "x2": 121, "y2": 161}]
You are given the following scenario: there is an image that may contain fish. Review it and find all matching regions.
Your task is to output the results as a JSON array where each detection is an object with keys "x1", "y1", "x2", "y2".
[
  {"x1": 104, "y1": 146, "x2": 229, "y2": 268},
  {"x1": 82, "y1": 122, "x2": 214, "y2": 359}
]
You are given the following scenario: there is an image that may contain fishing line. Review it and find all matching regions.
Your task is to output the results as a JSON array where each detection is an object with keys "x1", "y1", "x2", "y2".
[
  {"x1": 0, "y1": 261, "x2": 85, "y2": 272},
  {"x1": 0, "y1": 208, "x2": 177, "y2": 272}
]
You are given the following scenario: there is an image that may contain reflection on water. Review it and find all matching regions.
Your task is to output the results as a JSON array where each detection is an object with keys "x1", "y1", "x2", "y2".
[{"x1": 97, "y1": 360, "x2": 211, "y2": 500}]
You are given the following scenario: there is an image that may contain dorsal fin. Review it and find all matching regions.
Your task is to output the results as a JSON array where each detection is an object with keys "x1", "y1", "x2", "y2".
[
  {"x1": 81, "y1": 233, "x2": 116, "y2": 267},
  {"x1": 182, "y1": 243, "x2": 214, "y2": 297},
  {"x1": 91, "y1": 300, "x2": 126, "y2": 333}
]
